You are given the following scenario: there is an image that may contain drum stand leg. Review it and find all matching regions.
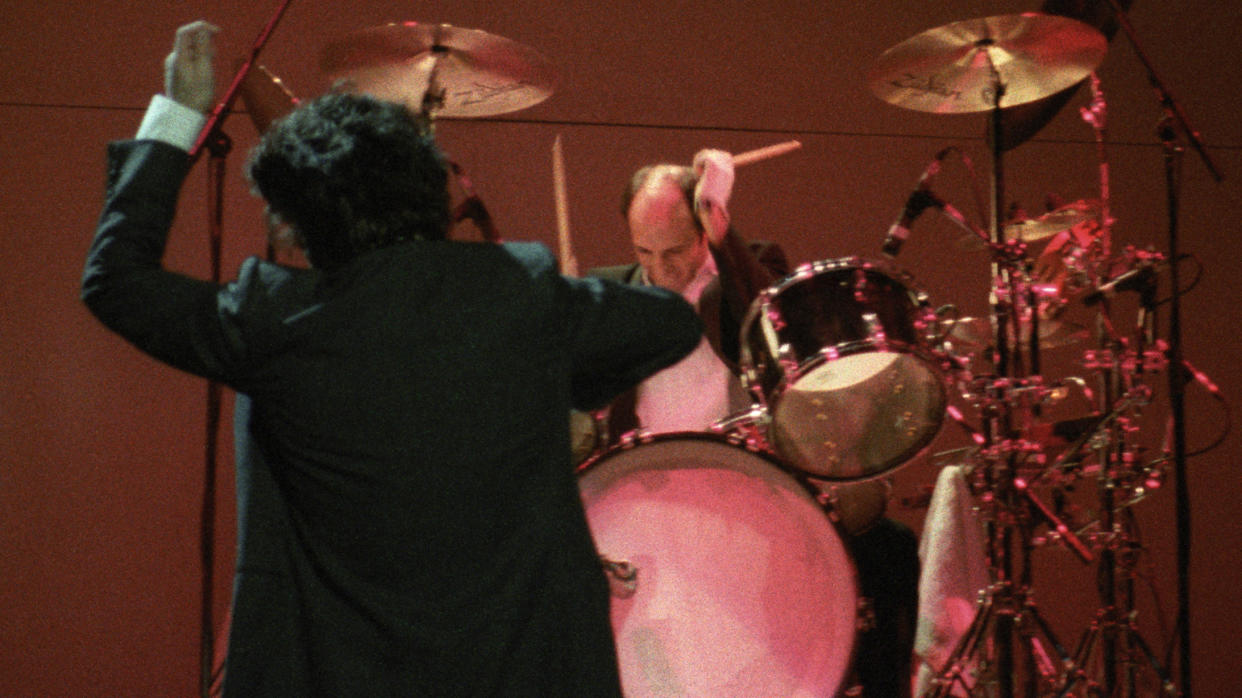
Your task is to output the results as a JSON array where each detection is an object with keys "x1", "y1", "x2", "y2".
[
  {"x1": 924, "y1": 576, "x2": 1073, "y2": 697},
  {"x1": 923, "y1": 441, "x2": 1078, "y2": 698},
  {"x1": 1056, "y1": 607, "x2": 1176, "y2": 697},
  {"x1": 1054, "y1": 482, "x2": 1177, "y2": 697}
]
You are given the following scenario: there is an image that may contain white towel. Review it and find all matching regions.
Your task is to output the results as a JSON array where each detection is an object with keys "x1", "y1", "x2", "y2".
[{"x1": 913, "y1": 464, "x2": 990, "y2": 696}]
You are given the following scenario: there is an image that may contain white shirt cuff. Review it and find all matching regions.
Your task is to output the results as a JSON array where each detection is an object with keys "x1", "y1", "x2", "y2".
[{"x1": 135, "y1": 94, "x2": 208, "y2": 152}]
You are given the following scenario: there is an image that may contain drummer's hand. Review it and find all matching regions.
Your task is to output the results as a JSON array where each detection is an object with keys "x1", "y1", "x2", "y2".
[
  {"x1": 164, "y1": 20, "x2": 220, "y2": 113},
  {"x1": 693, "y1": 149, "x2": 734, "y2": 247}
]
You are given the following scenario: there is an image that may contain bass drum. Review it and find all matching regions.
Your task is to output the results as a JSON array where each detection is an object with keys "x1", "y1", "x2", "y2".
[
  {"x1": 740, "y1": 257, "x2": 947, "y2": 481},
  {"x1": 577, "y1": 433, "x2": 858, "y2": 697}
]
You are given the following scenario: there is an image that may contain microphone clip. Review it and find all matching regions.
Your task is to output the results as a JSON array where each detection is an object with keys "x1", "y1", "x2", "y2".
[{"x1": 904, "y1": 187, "x2": 943, "y2": 220}]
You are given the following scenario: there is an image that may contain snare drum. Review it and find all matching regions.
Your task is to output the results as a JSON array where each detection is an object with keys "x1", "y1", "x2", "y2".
[
  {"x1": 577, "y1": 433, "x2": 858, "y2": 697},
  {"x1": 740, "y1": 257, "x2": 947, "y2": 481}
]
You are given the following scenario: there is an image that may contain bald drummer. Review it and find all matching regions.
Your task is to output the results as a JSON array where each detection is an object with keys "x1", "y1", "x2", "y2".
[{"x1": 587, "y1": 149, "x2": 789, "y2": 438}]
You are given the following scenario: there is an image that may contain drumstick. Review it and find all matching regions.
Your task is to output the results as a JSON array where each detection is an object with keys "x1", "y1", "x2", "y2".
[
  {"x1": 731, "y1": 139, "x2": 802, "y2": 167},
  {"x1": 552, "y1": 134, "x2": 579, "y2": 278}
]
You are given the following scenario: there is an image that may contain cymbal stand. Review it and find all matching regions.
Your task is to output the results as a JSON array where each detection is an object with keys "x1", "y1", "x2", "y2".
[
  {"x1": 927, "y1": 50, "x2": 1056, "y2": 697},
  {"x1": 1048, "y1": 76, "x2": 1174, "y2": 692},
  {"x1": 1053, "y1": 276, "x2": 1176, "y2": 697}
]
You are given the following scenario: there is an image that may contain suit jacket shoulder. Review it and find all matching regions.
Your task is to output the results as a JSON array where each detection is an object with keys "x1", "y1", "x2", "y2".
[{"x1": 586, "y1": 263, "x2": 641, "y2": 285}]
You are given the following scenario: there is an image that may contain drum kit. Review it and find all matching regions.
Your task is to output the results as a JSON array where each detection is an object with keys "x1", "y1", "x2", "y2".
[{"x1": 237, "y1": 10, "x2": 1190, "y2": 697}]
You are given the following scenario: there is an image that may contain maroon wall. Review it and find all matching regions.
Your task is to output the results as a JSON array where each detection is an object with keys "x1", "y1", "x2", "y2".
[{"x1": 3, "y1": 1, "x2": 1239, "y2": 694}]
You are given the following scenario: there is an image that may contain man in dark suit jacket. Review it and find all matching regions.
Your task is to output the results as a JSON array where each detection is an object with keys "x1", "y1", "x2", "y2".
[{"x1": 82, "y1": 21, "x2": 701, "y2": 696}]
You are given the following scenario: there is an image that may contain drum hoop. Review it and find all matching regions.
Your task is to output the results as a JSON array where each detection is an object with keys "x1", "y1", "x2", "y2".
[
  {"x1": 738, "y1": 256, "x2": 933, "y2": 388},
  {"x1": 738, "y1": 294, "x2": 770, "y2": 400},
  {"x1": 778, "y1": 255, "x2": 917, "y2": 293},
  {"x1": 777, "y1": 338, "x2": 949, "y2": 388},
  {"x1": 577, "y1": 430, "x2": 858, "y2": 542},
  {"x1": 578, "y1": 429, "x2": 791, "y2": 479}
]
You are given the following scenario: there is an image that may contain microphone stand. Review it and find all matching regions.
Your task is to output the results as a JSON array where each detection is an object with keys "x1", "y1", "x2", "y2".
[
  {"x1": 189, "y1": 0, "x2": 295, "y2": 163},
  {"x1": 1102, "y1": 2, "x2": 1226, "y2": 694},
  {"x1": 1159, "y1": 111, "x2": 1191, "y2": 697},
  {"x1": 1102, "y1": 1, "x2": 1222, "y2": 185},
  {"x1": 187, "y1": 3, "x2": 295, "y2": 696}
]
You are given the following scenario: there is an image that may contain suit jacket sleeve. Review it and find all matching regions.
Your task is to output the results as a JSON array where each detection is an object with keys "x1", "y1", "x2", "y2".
[
  {"x1": 708, "y1": 227, "x2": 790, "y2": 365},
  {"x1": 561, "y1": 274, "x2": 703, "y2": 411},
  {"x1": 82, "y1": 139, "x2": 251, "y2": 385}
]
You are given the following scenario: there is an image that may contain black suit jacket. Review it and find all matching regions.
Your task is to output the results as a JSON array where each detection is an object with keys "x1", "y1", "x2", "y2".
[{"x1": 83, "y1": 140, "x2": 702, "y2": 696}]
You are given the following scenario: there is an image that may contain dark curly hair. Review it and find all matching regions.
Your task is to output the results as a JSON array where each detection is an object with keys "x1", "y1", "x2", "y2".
[{"x1": 246, "y1": 93, "x2": 451, "y2": 270}]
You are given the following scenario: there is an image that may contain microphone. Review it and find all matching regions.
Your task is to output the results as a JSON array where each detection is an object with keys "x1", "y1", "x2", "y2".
[
  {"x1": 881, "y1": 150, "x2": 950, "y2": 258},
  {"x1": 1180, "y1": 358, "x2": 1221, "y2": 397}
]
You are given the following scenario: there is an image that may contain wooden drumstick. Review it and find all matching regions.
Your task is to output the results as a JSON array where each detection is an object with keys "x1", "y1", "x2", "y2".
[
  {"x1": 731, "y1": 139, "x2": 802, "y2": 167},
  {"x1": 552, "y1": 134, "x2": 579, "y2": 278}
]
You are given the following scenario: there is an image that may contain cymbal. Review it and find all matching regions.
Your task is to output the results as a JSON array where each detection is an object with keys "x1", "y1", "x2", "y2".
[
  {"x1": 238, "y1": 65, "x2": 299, "y2": 134},
  {"x1": 321, "y1": 22, "x2": 557, "y2": 118},
  {"x1": 1003, "y1": 199, "x2": 1099, "y2": 241},
  {"x1": 991, "y1": 0, "x2": 1135, "y2": 150},
  {"x1": 868, "y1": 13, "x2": 1107, "y2": 114},
  {"x1": 946, "y1": 313, "x2": 1087, "y2": 351}
]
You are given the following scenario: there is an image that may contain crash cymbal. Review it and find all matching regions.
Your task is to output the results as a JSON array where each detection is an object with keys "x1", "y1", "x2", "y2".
[
  {"x1": 321, "y1": 22, "x2": 557, "y2": 118},
  {"x1": 868, "y1": 13, "x2": 1107, "y2": 114},
  {"x1": 1003, "y1": 199, "x2": 1100, "y2": 241},
  {"x1": 991, "y1": 0, "x2": 1135, "y2": 150}
]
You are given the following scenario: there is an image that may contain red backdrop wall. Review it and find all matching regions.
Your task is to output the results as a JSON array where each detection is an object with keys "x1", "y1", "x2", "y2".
[{"x1": 2, "y1": 1, "x2": 1239, "y2": 694}]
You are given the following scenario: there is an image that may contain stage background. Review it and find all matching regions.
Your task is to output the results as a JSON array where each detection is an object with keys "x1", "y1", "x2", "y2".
[{"x1": 2, "y1": 1, "x2": 1238, "y2": 694}]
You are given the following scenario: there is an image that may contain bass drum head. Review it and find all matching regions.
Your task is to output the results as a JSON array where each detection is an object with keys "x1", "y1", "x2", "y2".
[{"x1": 578, "y1": 433, "x2": 858, "y2": 697}]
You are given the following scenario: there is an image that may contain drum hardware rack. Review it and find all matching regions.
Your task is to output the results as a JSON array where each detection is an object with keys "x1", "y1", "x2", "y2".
[
  {"x1": 925, "y1": 262, "x2": 1180, "y2": 696},
  {"x1": 923, "y1": 373, "x2": 1086, "y2": 698},
  {"x1": 1051, "y1": 294, "x2": 1177, "y2": 697}
]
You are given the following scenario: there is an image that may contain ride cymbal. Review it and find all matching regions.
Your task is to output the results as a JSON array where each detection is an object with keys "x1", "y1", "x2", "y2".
[
  {"x1": 321, "y1": 22, "x2": 557, "y2": 118},
  {"x1": 868, "y1": 13, "x2": 1107, "y2": 114}
]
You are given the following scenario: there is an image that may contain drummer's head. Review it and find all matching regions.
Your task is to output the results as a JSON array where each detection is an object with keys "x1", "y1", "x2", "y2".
[
  {"x1": 247, "y1": 93, "x2": 451, "y2": 271},
  {"x1": 622, "y1": 164, "x2": 709, "y2": 294}
]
